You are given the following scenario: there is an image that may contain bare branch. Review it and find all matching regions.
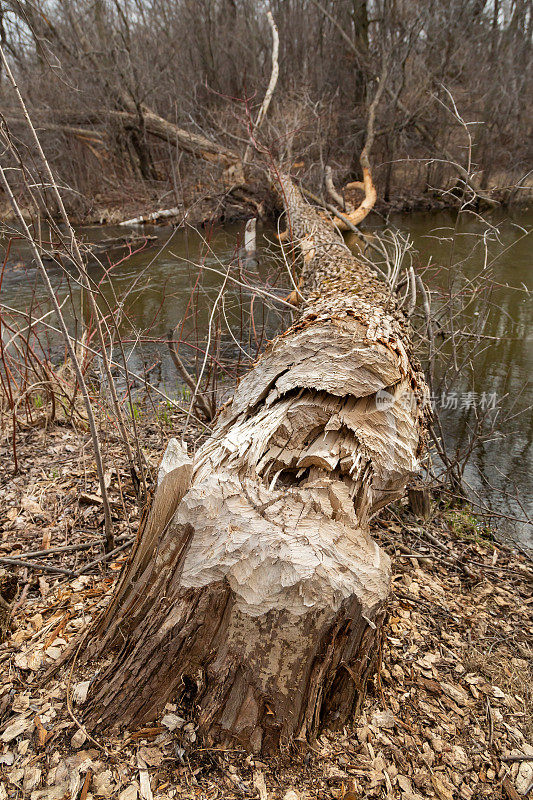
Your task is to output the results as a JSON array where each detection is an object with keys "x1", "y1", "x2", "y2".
[
  {"x1": 324, "y1": 166, "x2": 345, "y2": 209},
  {"x1": 243, "y1": 11, "x2": 279, "y2": 164}
]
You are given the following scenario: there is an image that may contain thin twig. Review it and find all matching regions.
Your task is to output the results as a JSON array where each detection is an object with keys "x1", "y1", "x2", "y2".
[
  {"x1": 75, "y1": 539, "x2": 133, "y2": 576},
  {"x1": 501, "y1": 754, "x2": 533, "y2": 763},
  {"x1": 166, "y1": 330, "x2": 213, "y2": 421},
  {"x1": 0, "y1": 557, "x2": 76, "y2": 577},
  {"x1": 7, "y1": 542, "x2": 100, "y2": 559},
  {"x1": 0, "y1": 48, "x2": 115, "y2": 551}
]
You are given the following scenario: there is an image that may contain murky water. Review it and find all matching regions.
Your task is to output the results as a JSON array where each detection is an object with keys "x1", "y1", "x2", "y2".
[
  {"x1": 382, "y1": 209, "x2": 532, "y2": 548},
  {"x1": 1, "y1": 209, "x2": 531, "y2": 547}
]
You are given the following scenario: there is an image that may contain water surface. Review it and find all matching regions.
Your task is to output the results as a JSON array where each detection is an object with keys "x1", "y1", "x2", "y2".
[{"x1": 1, "y1": 209, "x2": 531, "y2": 548}]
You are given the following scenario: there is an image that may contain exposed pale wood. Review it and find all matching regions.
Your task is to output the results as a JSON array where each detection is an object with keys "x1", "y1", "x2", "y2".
[
  {"x1": 97, "y1": 440, "x2": 193, "y2": 627},
  {"x1": 244, "y1": 217, "x2": 257, "y2": 257},
  {"x1": 307, "y1": 0, "x2": 498, "y2": 207},
  {"x1": 325, "y1": 65, "x2": 384, "y2": 230},
  {"x1": 325, "y1": 165, "x2": 346, "y2": 209},
  {"x1": 340, "y1": 166, "x2": 377, "y2": 227},
  {"x1": 118, "y1": 207, "x2": 181, "y2": 226}
]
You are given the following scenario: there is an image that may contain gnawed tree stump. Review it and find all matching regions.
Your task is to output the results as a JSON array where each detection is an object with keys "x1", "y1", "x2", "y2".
[{"x1": 81, "y1": 174, "x2": 428, "y2": 754}]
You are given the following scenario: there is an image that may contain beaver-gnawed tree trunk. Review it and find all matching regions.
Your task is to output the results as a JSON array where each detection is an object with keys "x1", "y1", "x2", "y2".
[{"x1": 80, "y1": 172, "x2": 428, "y2": 754}]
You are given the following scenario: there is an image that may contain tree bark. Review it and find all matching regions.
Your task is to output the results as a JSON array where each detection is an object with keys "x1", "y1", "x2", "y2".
[
  {"x1": 408, "y1": 485, "x2": 432, "y2": 520},
  {"x1": 81, "y1": 173, "x2": 428, "y2": 754}
]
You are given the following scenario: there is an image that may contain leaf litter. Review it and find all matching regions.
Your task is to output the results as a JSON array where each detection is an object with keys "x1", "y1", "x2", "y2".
[{"x1": 0, "y1": 420, "x2": 531, "y2": 799}]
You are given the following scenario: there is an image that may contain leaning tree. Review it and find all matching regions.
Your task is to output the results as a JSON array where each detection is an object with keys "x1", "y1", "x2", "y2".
[{"x1": 77, "y1": 161, "x2": 429, "y2": 754}]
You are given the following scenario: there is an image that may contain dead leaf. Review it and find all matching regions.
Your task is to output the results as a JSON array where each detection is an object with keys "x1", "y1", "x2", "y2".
[
  {"x1": 430, "y1": 774, "x2": 454, "y2": 800},
  {"x1": 397, "y1": 775, "x2": 412, "y2": 793},
  {"x1": 137, "y1": 746, "x2": 163, "y2": 767},
  {"x1": 30, "y1": 613, "x2": 43, "y2": 632},
  {"x1": 71, "y1": 728, "x2": 87, "y2": 748},
  {"x1": 416, "y1": 676, "x2": 442, "y2": 694},
  {"x1": 23, "y1": 766, "x2": 42, "y2": 794},
  {"x1": 79, "y1": 493, "x2": 103, "y2": 505},
  {"x1": 515, "y1": 758, "x2": 533, "y2": 795},
  {"x1": 253, "y1": 771, "x2": 268, "y2": 800},
  {"x1": 92, "y1": 769, "x2": 115, "y2": 797},
  {"x1": 22, "y1": 497, "x2": 47, "y2": 517},
  {"x1": 12, "y1": 693, "x2": 30, "y2": 712},
  {"x1": 15, "y1": 648, "x2": 43, "y2": 672},
  {"x1": 34, "y1": 715, "x2": 51, "y2": 749},
  {"x1": 161, "y1": 713, "x2": 184, "y2": 731},
  {"x1": 441, "y1": 682, "x2": 469, "y2": 706},
  {"x1": 371, "y1": 710, "x2": 395, "y2": 729},
  {"x1": 2, "y1": 716, "x2": 33, "y2": 742},
  {"x1": 283, "y1": 791, "x2": 299, "y2": 800},
  {"x1": 72, "y1": 680, "x2": 91, "y2": 704},
  {"x1": 119, "y1": 787, "x2": 138, "y2": 800}
]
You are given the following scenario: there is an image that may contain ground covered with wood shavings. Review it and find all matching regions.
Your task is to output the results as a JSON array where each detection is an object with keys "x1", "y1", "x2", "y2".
[{"x1": 0, "y1": 424, "x2": 531, "y2": 800}]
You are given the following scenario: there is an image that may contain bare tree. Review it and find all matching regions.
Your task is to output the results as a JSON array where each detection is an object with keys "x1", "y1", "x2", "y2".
[{"x1": 0, "y1": 0, "x2": 529, "y2": 216}]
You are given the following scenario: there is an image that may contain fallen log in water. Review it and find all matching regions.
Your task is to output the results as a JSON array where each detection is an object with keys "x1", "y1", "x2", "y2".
[{"x1": 118, "y1": 208, "x2": 182, "y2": 226}]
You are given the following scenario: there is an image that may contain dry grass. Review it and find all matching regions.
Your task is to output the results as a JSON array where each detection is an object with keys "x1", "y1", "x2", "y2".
[{"x1": 463, "y1": 642, "x2": 533, "y2": 741}]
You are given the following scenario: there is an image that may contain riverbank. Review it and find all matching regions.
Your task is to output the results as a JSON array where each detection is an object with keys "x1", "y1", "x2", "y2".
[
  {"x1": 2, "y1": 167, "x2": 532, "y2": 231},
  {"x1": 0, "y1": 409, "x2": 531, "y2": 800}
]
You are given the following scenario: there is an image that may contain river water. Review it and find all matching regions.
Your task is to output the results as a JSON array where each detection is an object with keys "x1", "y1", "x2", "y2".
[{"x1": 1, "y1": 209, "x2": 531, "y2": 548}]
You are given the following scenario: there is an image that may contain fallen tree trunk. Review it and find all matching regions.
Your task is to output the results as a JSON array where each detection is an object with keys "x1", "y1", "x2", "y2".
[
  {"x1": 115, "y1": 106, "x2": 242, "y2": 173},
  {"x1": 7, "y1": 106, "x2": 245, "y2": 184},
  {"x1": 117, "y1": 206, "x2": 182, "y2": 226},
  {"x1": 81, "y1": 172, "x2": 428, "y2": 754}
]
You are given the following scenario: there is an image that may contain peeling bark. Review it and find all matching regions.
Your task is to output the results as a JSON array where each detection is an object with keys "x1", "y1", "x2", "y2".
[{"x1": 82, "y1": 173, "x2": 428, "y2": 754}]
